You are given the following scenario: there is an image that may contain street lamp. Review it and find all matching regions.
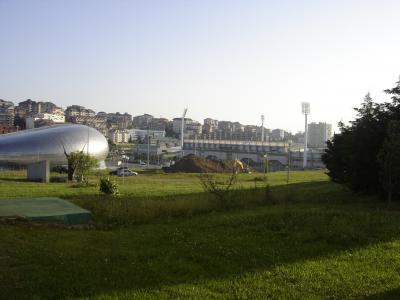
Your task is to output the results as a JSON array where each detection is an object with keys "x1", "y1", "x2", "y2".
[
  {"x1": 301, "y1": 102, "x2": 310, "y2": 169},
  {"x1": 181, "y1": 108, "x2": 188, "y2": 158},
  {"x1": 263, "y1": 153, "x2": 268, "y2": 180}
]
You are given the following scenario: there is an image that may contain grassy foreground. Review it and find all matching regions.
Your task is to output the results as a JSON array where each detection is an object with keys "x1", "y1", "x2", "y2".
[{"x1": 1, "y1": 171, "x2": 400, "y2": 299}]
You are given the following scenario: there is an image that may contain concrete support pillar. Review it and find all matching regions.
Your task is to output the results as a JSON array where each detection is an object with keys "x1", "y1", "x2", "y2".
[{"x1": 27, "y1": 160, "x2": 50, "y2": 183}]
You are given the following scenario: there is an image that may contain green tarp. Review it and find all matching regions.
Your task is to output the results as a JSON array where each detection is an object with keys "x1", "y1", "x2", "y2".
[{"x1": 0, "y1": 197, "x2": 91, "y2": 225}]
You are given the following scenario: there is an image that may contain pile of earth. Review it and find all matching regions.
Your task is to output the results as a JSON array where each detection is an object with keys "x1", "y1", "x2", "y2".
[{"x1": 164, "y1": 155, "x2": 248, "y2": 173}]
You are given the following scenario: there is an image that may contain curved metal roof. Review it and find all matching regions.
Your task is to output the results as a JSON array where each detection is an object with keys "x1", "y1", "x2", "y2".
[{"x1": 0, "y1": 124, "x2": 109, "y2": 164}]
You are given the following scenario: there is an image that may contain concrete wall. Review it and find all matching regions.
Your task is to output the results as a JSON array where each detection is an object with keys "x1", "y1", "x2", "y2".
[{"x1": 27, "y1": 160, "x2": 50, "y2": 183}]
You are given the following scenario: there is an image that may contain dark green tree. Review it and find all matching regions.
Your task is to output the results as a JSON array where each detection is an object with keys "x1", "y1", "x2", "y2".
[
  {"x1": 13, "y1": 115, "x2": 26, "y2": 130},
  {"x1": 323, "y1": 78, "x2": 400, "y2": 195},
  {"x1": 323, "y1": 93, "x2": 385, "y2": 192},
  {"x1": 377, "y1": 121, "x2": 400, "y2": 206}
]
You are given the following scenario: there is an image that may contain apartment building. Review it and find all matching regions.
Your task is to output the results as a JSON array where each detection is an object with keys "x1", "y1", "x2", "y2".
[
  {"x1": 0, "y1": 100, "x2": 15, "y2": 127},
  {"x1": 308, "y1": 122, "x2": 333, "y2": 148}
]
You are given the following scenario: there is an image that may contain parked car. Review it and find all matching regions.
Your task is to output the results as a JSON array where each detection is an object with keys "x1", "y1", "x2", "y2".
[
  {"x1": 109, "y1": 166, "x2": 129, "y2": 175},
  {"x1": 117, "y1": 169, "x2": 138, "y2": 177}
]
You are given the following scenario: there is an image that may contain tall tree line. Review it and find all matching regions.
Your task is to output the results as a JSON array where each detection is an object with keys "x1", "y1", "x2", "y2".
[{"x1": 322, "y1": 78, "x2": 400, "y2": 201}]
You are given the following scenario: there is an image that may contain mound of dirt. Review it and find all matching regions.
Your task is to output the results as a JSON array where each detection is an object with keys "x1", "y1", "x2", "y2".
[{"x1": 165, "y1": 155, "x2": 248, "y2": 173}]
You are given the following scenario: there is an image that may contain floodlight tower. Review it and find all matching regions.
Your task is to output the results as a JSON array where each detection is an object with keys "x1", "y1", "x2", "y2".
[
  {"x1": 301, "y1": 102, "x2": 310, "y2": 169},
  {"x1": 261, "y1": 115, "x2": 265, "y2": 142},
  {"x1": 181, "y1": 108, "x2": 188, "y2": 158}
]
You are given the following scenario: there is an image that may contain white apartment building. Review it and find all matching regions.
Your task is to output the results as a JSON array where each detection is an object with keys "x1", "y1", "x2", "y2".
[
  {"x1": 34, "y1": 112, "x2": 65, "y2": 123},
  {"x1": 108, "y1": 129, "x2": 130, "y2": 144},
  {"x1": 308, "y1": 122, "x2": 333, "y2": 148},
  {"x1": 129, "y1": 129, "x2": 165, "y2": 141}
]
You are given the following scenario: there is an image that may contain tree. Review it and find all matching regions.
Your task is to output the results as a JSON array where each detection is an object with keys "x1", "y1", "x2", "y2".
[
  {"x1": 198, "y1": 169, "x2": 238, "y2": 210},
  {"x1": 377, "y1": 121, "x2": 400, "y2": 206},
  {"x1": 322, "y1": 79, "x2": 400, "y2": 195},
  {"x1": 107, "y1": 139, "x2": 117, "y2": 152},
  {"x1": 13, "y1": 115, "x2": 26, "y2": 130},
  {"x1": 64, "y1": 150, "x2": 98, "y2": 182},
  {"x1": 323, "y1": 92, "x2": 386, "y2": 192}
]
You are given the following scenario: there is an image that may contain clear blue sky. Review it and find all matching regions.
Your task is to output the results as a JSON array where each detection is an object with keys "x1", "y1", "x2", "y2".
[{"x1": 1, "y1": 0, "x2": 400, "y2": 132}]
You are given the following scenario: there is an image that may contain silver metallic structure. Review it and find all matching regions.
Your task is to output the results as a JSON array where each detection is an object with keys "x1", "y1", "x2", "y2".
[{"x1": 0, "y1": 124, "x2": 109, "y2": 165}]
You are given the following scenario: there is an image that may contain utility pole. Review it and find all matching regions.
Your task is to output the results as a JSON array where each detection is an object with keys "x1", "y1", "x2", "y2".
[
  {"x1": 194, "y1": 134, "x2": 197, "y2": 156},
  {"x1": 263, "y1": 153, "x2": 268, "y2": 180},
  {"x1": 147, "y1": 120, "x2": 150, "y2": 169},
  {"x1": 181, "y1": 108, "x2": 188, "y2": 158},
  {"x1": 87, "y1": 126, "x2": 90, "y2": 154},
  {"x1": 301, "y1": 102, "x2": 310, "y2": 169},
  {"x1": 261, "y1": 115, "x2": 265, "y2": 142},
  {"x1": 287, "y1": 142, "x2": 291, "y2": 184}
]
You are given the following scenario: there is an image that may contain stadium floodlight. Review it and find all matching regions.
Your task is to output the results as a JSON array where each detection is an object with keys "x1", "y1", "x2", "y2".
[
  {"x1": 181, "y1": 108, "x2": 188, "y2": 157},
  {"x1": 302, "y1": 102, "x2": 310, "y2": 115},
  {"x1": 301, "y1": 102, "x2": 310, "y2": 169}
]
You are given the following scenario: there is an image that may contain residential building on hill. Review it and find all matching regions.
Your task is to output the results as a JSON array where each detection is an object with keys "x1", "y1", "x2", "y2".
[
  {"x1": 15, "y1": 99, "x2": 39, "y2": 117},
  {"x1": 308, "y1": 122, "x2": 333, "y2": 148},
  {"x1": 34, "y1": 112, "x2": 65, "y2": 124},
  {"x1": 132, "y1": 114, "x2": 153, "y2": 129},
  {"x1": 271, "y1": 129, "x2": 285, "y2": 141},
  {"x1": 148, "y1": 117, "x2": 170, "y2": 131},
  {"x1": 172, "y1": 118, "x2": 202, "y2": 138},
  {"x1": 129, "y1": 129, "x2": 166, "y2": 141},
  {"x1": 15, "y1": 100, "x2": 64, "y2": 121},
  {"x1": 69, "y1": 115, "x2": 108, "y2": 136},
  {"x1": 0, "y1": 100, "x2": 15, "y2": 127},
  {"x1": 106, "y1": 112, "x2": 132, "y2": 129},
  {"x1": 108, "y1": 129, "x2": 130, "y2": 144},
  {"x1": 65, "y1": 105, "x2": 96, "y2": 119}
]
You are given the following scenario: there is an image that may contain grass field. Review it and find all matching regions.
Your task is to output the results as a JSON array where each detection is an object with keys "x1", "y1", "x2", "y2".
[{"x1": 1, "y1": 170, "x2": 400, "y2": 299}]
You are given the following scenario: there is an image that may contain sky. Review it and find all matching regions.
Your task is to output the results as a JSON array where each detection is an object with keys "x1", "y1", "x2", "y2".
[{"x1": 1, "y1": 0, "x2": 400, "y2": 133}]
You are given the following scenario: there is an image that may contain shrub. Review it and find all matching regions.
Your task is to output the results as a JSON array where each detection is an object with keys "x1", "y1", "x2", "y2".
[
  {"x1": 51, "y1": 166, "x2": 68, "y2": 174},
  {"x1": 99, "y1": 177, "x2": 119, "y2": 195},
  {"x1": 63, "y1": 150, "x2": 98, "y2": 182},
  {"x1": 253, "y1": 176, "x2": 267, "y2": 182},
  {"x1": 198, "y1": 171, "x2": 237, "y2": 210}
]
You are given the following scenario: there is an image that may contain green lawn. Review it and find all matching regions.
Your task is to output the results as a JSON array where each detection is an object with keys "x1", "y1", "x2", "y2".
[{"x1": 1, "y1": 170, "x2": 400, "y2": 299}]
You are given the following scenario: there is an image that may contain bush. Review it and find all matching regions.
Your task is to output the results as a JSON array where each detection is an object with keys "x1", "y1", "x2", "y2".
[
  {"x1": 51, "y1": 166, "x2": 68, "y2": 174},
  {"x1": 253, "y1": 176, "x2": 267, "y2": 182},
  {"x1": 198, "y1": 171, "x2": 238, "y2": 210},
  {"x1": 64, "y1": 150, "x2": 99, "y2": 182},
  {"x1": 99, "y1": 177, "x2": 119, "y2": 195}
]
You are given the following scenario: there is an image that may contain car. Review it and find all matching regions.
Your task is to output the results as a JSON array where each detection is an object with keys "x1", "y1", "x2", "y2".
[
  {"x1": 117, "y1": 169, "x2": 138, "y2": 177},
  {"x1": 109, "y1": 166, "x2": 129, "y2": 175}
]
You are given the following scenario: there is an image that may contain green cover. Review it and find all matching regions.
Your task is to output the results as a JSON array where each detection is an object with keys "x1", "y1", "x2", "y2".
[{"x1": 0, "y1": 197, "x2": 91, "y2": 225}]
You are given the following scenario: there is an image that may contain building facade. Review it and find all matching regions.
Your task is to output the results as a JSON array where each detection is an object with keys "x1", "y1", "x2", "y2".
[
  {"x1": 34, "y1": 112, "x2": 65, "y2": 124},
  {"x1": 69, "y1": 116, "x2": 108, "y2": 136},
  {"x1": 132, "y1": 114, "x2": 154, "y2": 129},
  {"x1": 106, "y1": 112, "x2": 133, "y2": 129},
  {"x1": 129, "y1": 129, "x2": 166, "y2": 141},
  {"x1": 108, "y1": 129, "x2": 130, "y2": 144},
  {"x1": 0, "y1": 100, "x2": 15, "y2": 127},
  {"x1": 172, "y1": 118, "x2": 202, "y2": 138},
  {"x1": 271, "y1": 129, "x2": 285, "y2": 141},
  {"x1": 65, "y1": 105, "x2": 96, "y2": 119},
  {"x1": 307, "y1": 122, "x2": 333, "y2": 148}
]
